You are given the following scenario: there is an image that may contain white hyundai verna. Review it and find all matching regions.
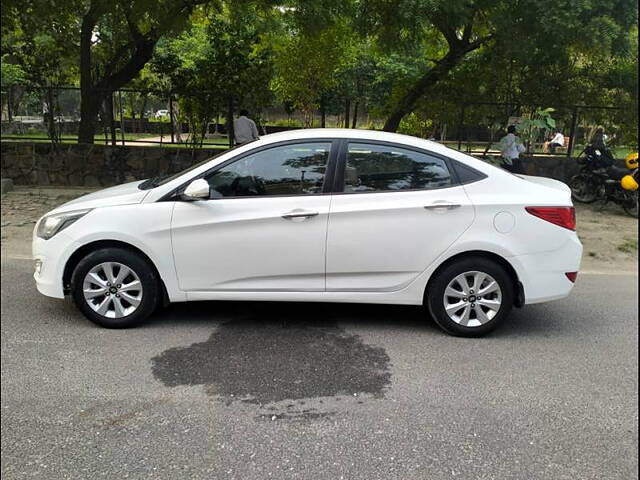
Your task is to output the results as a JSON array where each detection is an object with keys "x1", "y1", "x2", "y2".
[{"x1": 33, "y1": 129, "x2": 582, "y2": 336}]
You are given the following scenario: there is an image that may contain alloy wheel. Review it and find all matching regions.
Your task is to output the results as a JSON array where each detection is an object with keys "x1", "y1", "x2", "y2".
[
  {"x1": 82, "y1": 262, "x2": 143, "y2": 318},
  {"x1": 443, "y1": 271, "x2": 502, "y2": 327}
]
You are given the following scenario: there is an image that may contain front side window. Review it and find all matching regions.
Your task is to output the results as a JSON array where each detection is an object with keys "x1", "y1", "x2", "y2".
[
  {"x1": 343, "y1": 143, "x2": 453, "y2": 193},
  {"x1": 205, "y1": 142, "x2": 331, "y2": 198}
]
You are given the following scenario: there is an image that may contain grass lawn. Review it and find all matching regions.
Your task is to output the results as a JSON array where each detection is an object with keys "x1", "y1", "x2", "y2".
[
  {"x1": 1, "y1": 132, "x2": 229, "y2": 149},
  {"x1": 2, "y1": 132, "x2": 156, "y2": 141}
]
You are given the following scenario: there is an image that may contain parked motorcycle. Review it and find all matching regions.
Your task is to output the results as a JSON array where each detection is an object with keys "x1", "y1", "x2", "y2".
[{"x1": 569, "y1": 150, "x2": 638, "y2": 217}]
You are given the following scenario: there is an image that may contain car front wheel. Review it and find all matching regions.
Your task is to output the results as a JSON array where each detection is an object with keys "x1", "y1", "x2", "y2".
[
  {"x1": 71, "y1": 247, "x2": 160, "y2": 328},
  {"x1": 426, "y1": 257, "x2": 514, "y2": 337}
]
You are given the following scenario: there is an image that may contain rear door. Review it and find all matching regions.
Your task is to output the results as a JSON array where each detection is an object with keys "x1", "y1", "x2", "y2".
[{"x1": 325, "y1": 141, "x2": 475, "y2": 291}]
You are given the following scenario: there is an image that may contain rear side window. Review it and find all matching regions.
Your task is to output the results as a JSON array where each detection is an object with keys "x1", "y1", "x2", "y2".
[
  {"x1": 450, "y1": 160, "x2": 488, "y2": 184},
  {"x1": 343, "y1": 142, "x2": 453, "y2": 193}
]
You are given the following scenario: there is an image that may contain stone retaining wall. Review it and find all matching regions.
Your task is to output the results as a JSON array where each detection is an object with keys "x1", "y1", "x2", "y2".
[
  {"x1": 501, "y1": 155, "x2": 583, "y2": 181},
  {"x1": 1, "y1": 141, "x2": 625, "y2": 188}
]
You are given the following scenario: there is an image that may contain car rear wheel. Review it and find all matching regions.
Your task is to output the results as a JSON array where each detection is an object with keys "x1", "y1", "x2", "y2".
[
  {"x1": 426, "y1": 257, "x2": 514, "y2": 337},
  {"x1": 71, "y1": 248, "x2": 160, "y2": 328}
]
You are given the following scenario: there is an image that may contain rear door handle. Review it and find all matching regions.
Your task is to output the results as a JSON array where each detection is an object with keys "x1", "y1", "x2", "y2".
[
  {"x1": 424, "y1": 202, "x2": 462, "y2": 210},
  {"x1": 281, "y1": 210, "x2": 319, "y2": 219}
]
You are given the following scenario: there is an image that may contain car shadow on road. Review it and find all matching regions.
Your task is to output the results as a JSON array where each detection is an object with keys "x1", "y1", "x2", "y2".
[
  {"x1": 27, "y1": 290, "x2": 577, "y2": 339},
  {"x1": 148, "y1": 299, "x2": 575, "y2": 339},
  {"x1": 150, "y1": 300, "x2": 431, "y2": 331}
]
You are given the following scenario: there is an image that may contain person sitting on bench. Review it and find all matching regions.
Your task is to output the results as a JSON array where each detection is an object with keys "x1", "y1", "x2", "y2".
[{"x1": 545, "y1": 130, "x2": 565, "y2": 153}]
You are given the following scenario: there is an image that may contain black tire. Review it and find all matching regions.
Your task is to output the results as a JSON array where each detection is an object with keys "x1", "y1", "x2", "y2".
[
  {"x1": 622, "y1": 191, "x2": 639, "y2": 218},
  {"x1": 569, "y1": 173, "x2": 600, "y2": 203},
  {"x1": 70, "y1": 247, "x2": 160, "y2": 328},
  {"x1": 426, "y1": 257, "x2": 514, "y2": 337}
]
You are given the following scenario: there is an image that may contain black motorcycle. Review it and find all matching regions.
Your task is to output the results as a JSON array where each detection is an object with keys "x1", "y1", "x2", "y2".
[
  {"x1": 569, "y1": 147, "x2": 638, "y2": 217},
  {"x1": 595, "y1": 168, "x2": 638, "y2": 218},
  {"x1": 569, "y1": 146, "x2": 614, "y2": 203}
]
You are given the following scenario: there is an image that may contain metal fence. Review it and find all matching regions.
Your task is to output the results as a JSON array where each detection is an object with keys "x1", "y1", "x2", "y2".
[
  {"x1": 1, "y1": 84, "x2": 632, "y2": 157},
  {"x1": 0, "y1": 85, "x2": 377, "y2": 148},
  {"x1": 1, "y1": 85, "x2": 234, "y2": 148}
]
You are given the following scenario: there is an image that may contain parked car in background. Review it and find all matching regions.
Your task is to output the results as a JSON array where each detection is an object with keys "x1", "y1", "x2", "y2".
[
  {"x1": 32, "y1": 129, "x2": 582, "y2": 336},
  {"x1": 154, "y1": 109, "x2": 169, "y2": 119}
]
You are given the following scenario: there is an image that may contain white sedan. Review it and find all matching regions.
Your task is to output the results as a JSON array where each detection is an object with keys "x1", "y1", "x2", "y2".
[{"x1": 32, "y1": 129, "x2": 582, "y2": 336}]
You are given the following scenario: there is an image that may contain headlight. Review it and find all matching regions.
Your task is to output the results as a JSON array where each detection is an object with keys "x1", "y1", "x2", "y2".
[{"x1": 36, "y1": 209, "x2": 92, "y2": 240}]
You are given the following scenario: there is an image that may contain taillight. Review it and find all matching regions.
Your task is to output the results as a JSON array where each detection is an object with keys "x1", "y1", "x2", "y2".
[
  {"x1": 525, "y1": 206, "x2": 576, "y2": 231},
  {"x1": 565, "y1": 272, "x2": 578, "y2": 283}
]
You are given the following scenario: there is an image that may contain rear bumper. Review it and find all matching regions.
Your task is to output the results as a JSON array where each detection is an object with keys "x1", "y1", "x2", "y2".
[{"x1": 511, "y1": 234, "x2": 583, "y2": 304}]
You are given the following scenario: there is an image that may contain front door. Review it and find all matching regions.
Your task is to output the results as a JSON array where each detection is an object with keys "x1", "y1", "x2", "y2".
[
  {"x1": 326, "y1": 141, "x2": 475, "y2": 291},
  {"x1": 171, "y1": 141, "x2": 335, "y2": 292}
]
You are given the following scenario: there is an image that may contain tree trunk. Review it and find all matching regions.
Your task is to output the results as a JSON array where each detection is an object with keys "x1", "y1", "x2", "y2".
[
  {"x1": 106, "y1": 94, "x2": 117, "y2": 146},
  {"x1": 351, "y1": 101, "x2": 359, "y2": 129},
  {"x1": 344, "y1": 99, "x2": 351, "y2": 128},
  {"x1": 6, "y1": 85, "x2": 13, "y2": 122},
  {"x1": 382, "y1": 46, "x2": 481, "y2": 132},
  {"x1": 227, "y1": 96, "x2": 234, "y2": 149},
  {"x1": 79, "y1": 96, "x2": 101, "y2": 144},
  {"x1": 78, "y1": 3, "x2": 105, "y2": 144},
  {"x1": 77, "y1": 7, "x2": 159, "y2": 142},
  {"x1": 139, "y1": 96, "x2": 147, "y2": 133},
  {"x1": 320, "y1": 99, "x2": 326, "y2": 128},
  {"x1": 45, "y1": 87, "x2": 57, "y2": 143}
]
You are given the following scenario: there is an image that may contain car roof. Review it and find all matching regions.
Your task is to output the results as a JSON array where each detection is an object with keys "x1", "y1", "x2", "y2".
[
  {"x1": 255, "y1": 128, "x2": 495, "y2": 171},
  {"x1": 258, "y1": 128, "x2": 436, "y2": 147}
]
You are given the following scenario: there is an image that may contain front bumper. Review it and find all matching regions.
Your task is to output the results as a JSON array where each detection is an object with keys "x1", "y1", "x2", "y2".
[{"x1": 32, "y1": 231, "x2": 79, "y2": 299}]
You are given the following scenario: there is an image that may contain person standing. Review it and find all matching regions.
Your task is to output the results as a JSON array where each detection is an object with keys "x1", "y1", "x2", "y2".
[
  {"x1": 497, "y1": 125, "x2": 526, "y2": 173},
  {"x1": 233, "y1": 109, "x2": 260, "y2": 145}
]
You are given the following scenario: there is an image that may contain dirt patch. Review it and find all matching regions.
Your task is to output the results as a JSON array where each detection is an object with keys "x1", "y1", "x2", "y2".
[{"x1": 575, "y1": 203, "x2": 638, "y2": 273}]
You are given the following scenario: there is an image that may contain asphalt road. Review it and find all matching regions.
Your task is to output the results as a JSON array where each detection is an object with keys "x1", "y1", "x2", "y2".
[{"x1": 1, "y1": 257, "x2": 638, "y2": 479}]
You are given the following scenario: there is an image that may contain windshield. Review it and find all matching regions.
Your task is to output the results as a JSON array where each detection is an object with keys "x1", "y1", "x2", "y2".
[{"x1": 138, "y1": 148, "x2": 235, "y2": 190}]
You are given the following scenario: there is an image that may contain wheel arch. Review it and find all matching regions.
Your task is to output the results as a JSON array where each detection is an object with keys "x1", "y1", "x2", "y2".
[
  {"x1": 425, "y1": 250, "x2": 525, "y2": 307},
  {"x1": 62, "y1": 239, "x2": 169, "y2": 305}
]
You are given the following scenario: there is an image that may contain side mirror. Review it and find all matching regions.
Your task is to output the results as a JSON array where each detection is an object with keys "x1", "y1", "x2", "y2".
[{"x1": 182, "y1": 179, "x2": 210, "y2": 200}]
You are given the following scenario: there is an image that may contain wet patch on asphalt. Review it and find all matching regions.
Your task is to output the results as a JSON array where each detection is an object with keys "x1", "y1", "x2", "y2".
[{"x1": 151, "y1": 309, "x2": 391, "y2": 416}]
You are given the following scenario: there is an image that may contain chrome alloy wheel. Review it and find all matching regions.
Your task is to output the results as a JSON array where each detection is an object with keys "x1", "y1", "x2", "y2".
[
  {"x1": 82, "y1": 262, "x2": 143, "y2": 318},
  {"x1": 443, "y1": 271, "x2": 502, "y2": 327}
]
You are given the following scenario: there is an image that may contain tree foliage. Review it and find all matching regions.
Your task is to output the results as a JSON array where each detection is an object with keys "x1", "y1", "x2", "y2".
[
  {"x1": 271, "y1": 20, "x2": 353, "y2": 126},
  {"x1": 1, "y1": 0, "x2": 637, "y2": 144}
]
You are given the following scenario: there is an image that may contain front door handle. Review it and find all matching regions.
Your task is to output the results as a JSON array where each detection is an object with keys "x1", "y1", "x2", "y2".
[
  {"x1": 424, "y1": 202, "x2": 462, "y2": 210},
  {"x1": 281, "y1": 210, "x2": 319, "y2": 219}
]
